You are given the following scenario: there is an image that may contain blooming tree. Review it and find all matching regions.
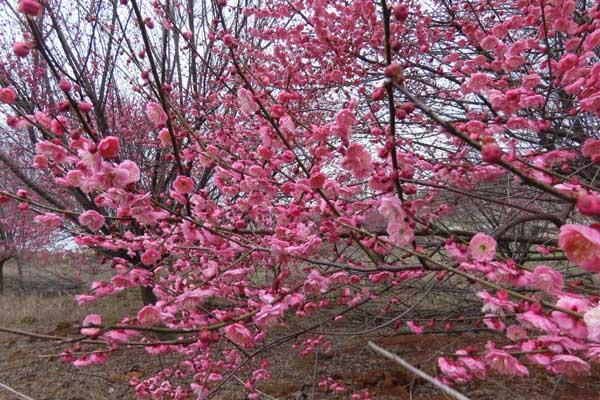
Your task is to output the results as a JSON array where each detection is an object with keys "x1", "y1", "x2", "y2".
[{"x1": 2, "y1": 0, "x2": 600, "y2": 397}]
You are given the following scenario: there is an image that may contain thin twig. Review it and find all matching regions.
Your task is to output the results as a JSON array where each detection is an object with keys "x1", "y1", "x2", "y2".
[
  {"x1": 0, "y1": 382, "x2": 36, "y2": 400},
  {"x1": 367, "y1": 341, "x2": 471, "y2": 400}
]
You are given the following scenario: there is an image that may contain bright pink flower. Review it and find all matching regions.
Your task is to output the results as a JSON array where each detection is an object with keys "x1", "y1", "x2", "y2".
[
  {"x1": 13, "y1": 42, "x2": 30, "y2": 58},
  {"x1": 484, "y1": 346, "x2": 529, "y2": 377},
  {"x1": 558, "y1": 224, "x2": 600, "y2": 272},
  {"x1": 177, "y1": 288, "x2": 215, "y2": 311},
  {"x1": 173, "y1": 175, "x2": 194, "y2": 194},
  {"x1": 576, "y1": 194, "x2": 600, "y2": 216},
  {"x1": 506, "y1": 325, "x2": 527, "y2": 341},
  {"x1": 145, "y1": 101, "x2": 167, "y2": 127},
  {"x1": 584, "y1": 305, "x2": 600, "y2": 342},
  {"x1": 224, "y1": 323, "x2": 253, "y2": 347},
  {"x1": 141, "y1": 248, "x2": 161, "y2": 265},
  {"x1": 437, "y1": 357, "x2": 470, "y2": 383},
  {"x1": 18, "y1": 0, "x2": 42, "y2": 16},
  {"x1": 379, "y1": 195, "x2": 405, "y2": 221},
  {"x1": 517, "y1": 311, "x2": 558, "y2": 335},
  {"x1": 78, "y1": 210, "x2": 105, "y2": 231},
  {"x1": 78, "y1": 101, "x2": 93, "y2": 112},
  {"x1": 552, "y1": 295, "x2": 589, "y2": 339},
  {"x1": 341, "y1": 143, "x2": 373, "y2": 179},
  {"x1": 477, "y1": 290, "x2": 516, "y2": 315},
  {"x1": 406, "y1": 320, "x2": 424, "y2": 334},
  {"x1": 158, "y1": 128, "x2": 170, "y2": 146},
  {"x1": 549, "y1": 355, "x2": 590, "y2": 377},
  {"x1": 0, "y1": 87, "x2": 16, "y2": 104},
  {"x1": 238, "y1": 88, "x2": 258, "y2": 114},
  {"x1": 468, "y1": 233, "x2": 497, "y2": 262},
  {"x1": 582, "y1": 139, "x2": 600, "y2": 163},
  {"x1": 481, "y1": 143, "x2": 503, "y2": 163},
  {"x1": 584, "y1": 29, "x2": 600, "y2": 52},
  {"x1": 137, "y1": 305, "x2": 162, "y2": 325},
  {"x1": 81, "y1": 314, "x2": 102, "y2": 336},
  {"x1": 34, "y1": 212, "x2": 62, "y2": 229},
  {"x1": 98, "y1": 136, "x2": 120, "y2": 159},
  {"x1": 529, "y1": 265, "x2": 563, "y2": 294},
  {"x1": 304, "y1": 270, "x2": 329, "y2": 295}
]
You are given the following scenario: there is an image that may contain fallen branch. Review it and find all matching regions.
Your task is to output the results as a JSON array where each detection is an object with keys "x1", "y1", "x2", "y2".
[
  {"x1": 0, "y1": 382, "x2": 36, "y2": 400},
  {"x1": 367, "y1": 341, "x2": 471, "y2": 400}
]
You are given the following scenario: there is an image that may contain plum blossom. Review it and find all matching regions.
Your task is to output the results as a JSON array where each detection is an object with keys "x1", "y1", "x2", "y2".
[
  {"x1": 224, "y1": 323, "x2": 253, "y2": 347},
  {"x1": 341, "y1": 143, "x2": 373, "y2": 179},
  {"x1": 304, "y1": 270, "x2": 329, "y2": 295},
  {"x1": 529, "y1": 265, "x2": 563, "y2": 294},
  {"x1": 81, "y1": 314, "x2": 102, "y2": 336},
  {"x1": 549, "y1": 355, "x2": 590, "y2": 377},
  {"x1": 78, "y1": 210, "x2": 105, "y2": 231},
  {"x1": 173, "y1": 175, "x2": 194, "y2": 194},
  {"x1": 137, "y1": 305, "x2": 162, "y2": 325},
  {"x1": 145, "y1": 102, "x2": 167, "y2": 127},
  {"x1": 583, "y1": 305, "x2": 600, "y2": 342},
  {"x1": 238, "y1": 87, "x2": 258, "y2": 114},
  {"x1": 33, "y1": 212, "x2": 62, "y2": 229},
  {"x1": 141, "y1": 248, "x2": 161, "y2": 266},
  {"x1": 468, "y1": 233, "x2": 497, "y2": 262},
  {"x1": 98, "y1": 136, "x2": 120, "y2": 159},
  {"x1": 437, "y1": 357, "x2": 470, "y2": 383},
  {"x1": 484, "y1": 344, "x2": 529, "y2": 377},
  {"x1": 552, "y1": 295, "x2": 589, "y2": 339},
  {"x1": 0, "y1": 87, "x2": 16, "y2": 104},
  {"x1": 558, "y1": 224, "x2": 600, "y2": 272}
]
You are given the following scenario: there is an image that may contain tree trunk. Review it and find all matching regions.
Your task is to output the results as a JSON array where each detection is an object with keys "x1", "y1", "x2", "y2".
[{"x1": 141, "y1": 285, "x2": 157, "y2": 305}]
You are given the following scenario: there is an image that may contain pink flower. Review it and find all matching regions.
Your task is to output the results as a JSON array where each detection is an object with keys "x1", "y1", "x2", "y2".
[
  {"x1": 529, "y1": 265, "x2": 563, "y2": 294},
  {"x1": 331, "y1": 109, "x2": 356, "y2": 142},
  {"x1": 477, "y1": 290, "x2": 516, "y2": 315},
  {"x1": 34, "y1": 212, "x2": 62, "y2": 229},
  {"x1": 137, "y1": 305, "x2": 162, "y2": 325},
  {"x1": 18, "y1": 0, "x2": 42, "y2": 16},
  {"x1": 379, "y1": 195, "x2": 405, "y2": 222},
  {"x1": 177, "y1": 288, "x2": 215, "y2": 311},
  {"x1": 141, "y1": 248, "x2": 161, "y2": 265},
  {"x1": 0, "y1": 87, "x2": 16, "y2": 104},
  {"x1": 81, "y1": 314, "x2": 102, "y2": 336},
  {"x1": 549, "y1": 355, "x2": 590, "y2": 377},
  {"x1": 582, "y1": 139, "x2": 600, "y2": 163},
  {"x1": 558, "y1": 224, "x2": 600, "y2": 272},
  {"x1": 145, "y1": 101, "x2": 167, "y2": 127},
  {"x1": 158, "y1": 128, "x2": 171, "y2": 146},
  {"x1": 484, "y1": 346, "x2": 529, "y2": 377},
  {"x1": 506, "y1": 325, "x2": 527, "y2": 341},
  {"x1": 576, "y1": 194, "x2": 600, "y2": 216},
  {"x1": 98, "y1": 136, "x2": 120, "y2": 159},
  {"x1": 224, "y1": 323, "x2": 253, "y2": 347},
  {"x1": 13, "y1": 42, "x2": 30, "y2": 58},
  {"x1": 552, "y1": 295, "x2": 589, "y2": 339},
  {"x1": 238, "y1": 88, "x2": 258, "y2": 114},
  {"x1": 437, "y1": 357, "x2": 470, "y2": 383},
  {"x1": 304, "y1": 270, "x2": 329, "y2": 295},
  {"x1": 173, "y1": 175, "x2": 194, "y2": 194},
  {"x1": 387, "y1": 220, "x2": 414, "y2": 246},
  {"x1": 517, "y1": 311, "x2": 559, "y2": 335},
  {"x1": 78, "y1": 210, "x2": 105, "y2": 231},
  {"x1": 341, "y1": 143, "x2": 373, "y2": 179},
  {"x1": 468, "y1": 233, "x2": 497, "y2": 262},
  {"x1": 584, "y1": 305, "x2": 600, "y2": 342},
  {"x1": 406, "y1": 320, "x2": 424, "y2": 334},
  {"x1": 78, "y1": 101, "x2": 93, "y2": 112}
]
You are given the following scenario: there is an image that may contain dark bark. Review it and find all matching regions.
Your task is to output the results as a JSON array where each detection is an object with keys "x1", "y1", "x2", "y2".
[{"x1": 141, "y1": 286, "x2": 157, "y2": 305}]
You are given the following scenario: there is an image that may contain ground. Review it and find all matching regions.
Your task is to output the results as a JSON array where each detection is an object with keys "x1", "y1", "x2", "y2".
[{"x1": 1, "y1": 262, "x2": 600, "y2": 400}]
